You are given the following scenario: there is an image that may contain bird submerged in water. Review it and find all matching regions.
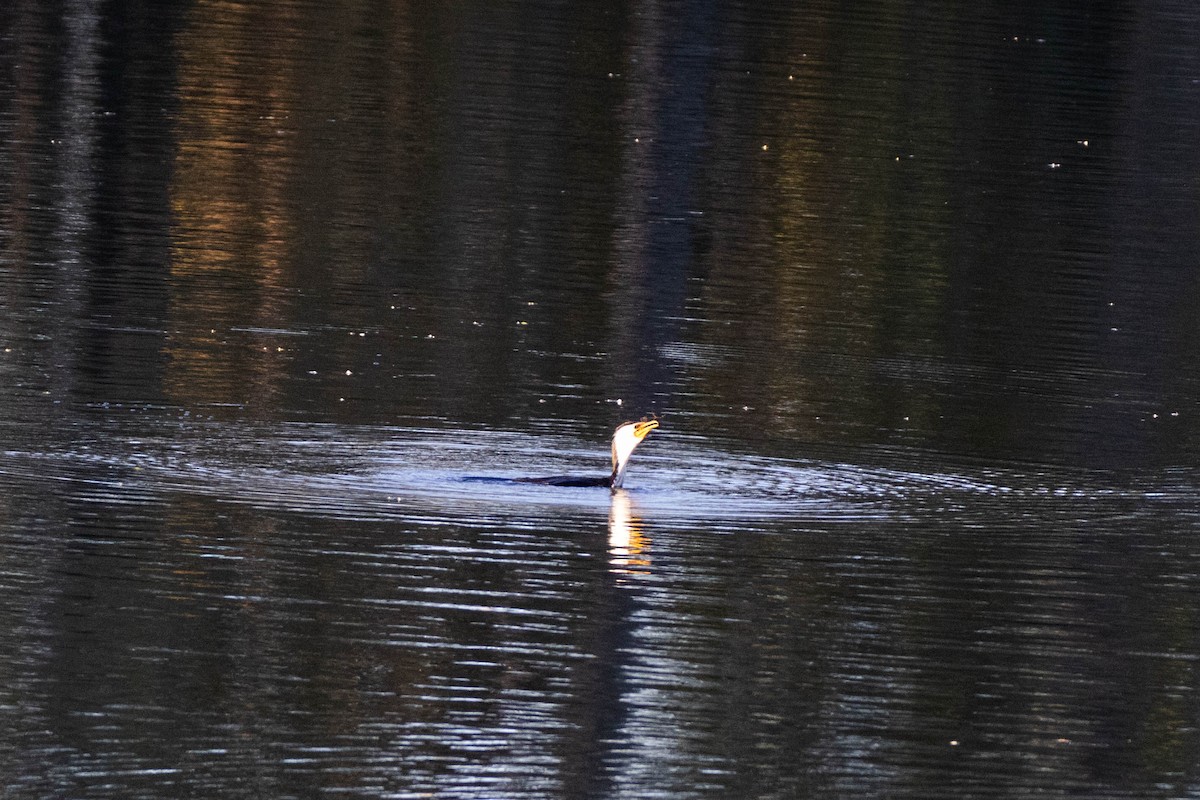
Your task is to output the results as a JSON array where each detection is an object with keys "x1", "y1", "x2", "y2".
[{"x1": 519, "y1": 419, "x2": 660, "y2": 489}]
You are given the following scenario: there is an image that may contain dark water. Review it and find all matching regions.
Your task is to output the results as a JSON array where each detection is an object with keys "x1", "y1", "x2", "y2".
[{"x1": 4, "y1": 0, "x2": 1200, "y2": 797}]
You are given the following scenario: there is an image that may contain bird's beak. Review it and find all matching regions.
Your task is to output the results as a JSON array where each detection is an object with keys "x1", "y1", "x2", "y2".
[{"x1": 633, "y1": 420, "x2": 659, "y2": 439}]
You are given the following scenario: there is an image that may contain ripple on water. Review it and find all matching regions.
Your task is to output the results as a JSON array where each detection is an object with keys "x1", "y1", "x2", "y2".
[{"x1": 0, "y1": 416, "x2": 1183, "y2": 529}]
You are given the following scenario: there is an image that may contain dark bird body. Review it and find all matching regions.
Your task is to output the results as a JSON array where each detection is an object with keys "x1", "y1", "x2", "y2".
[{"x1": 517, "y1": 475, "x2": 614, "y2": 488}]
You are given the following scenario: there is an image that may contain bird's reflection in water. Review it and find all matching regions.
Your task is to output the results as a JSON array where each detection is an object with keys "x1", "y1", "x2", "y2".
[{"x1": 607, "y1": 490, "x2": 650, "y2": 577}]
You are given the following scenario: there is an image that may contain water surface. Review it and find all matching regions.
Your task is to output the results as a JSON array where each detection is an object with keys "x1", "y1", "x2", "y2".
[{"x1": 3, "y1": 0, "x2": 1200, "y2": 797}]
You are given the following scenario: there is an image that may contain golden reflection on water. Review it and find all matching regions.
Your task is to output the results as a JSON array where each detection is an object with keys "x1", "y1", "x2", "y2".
[
  {"x1": 165, "y1": 1, "x2": 301, "y2": 409},
  {"x1": 607, "y1": 490, "x2": 650, "y2": 577}
]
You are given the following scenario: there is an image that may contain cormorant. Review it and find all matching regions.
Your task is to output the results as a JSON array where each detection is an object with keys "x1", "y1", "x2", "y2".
[{"x1": 519, "y1": 419, "x2": 660, "y2": 488}]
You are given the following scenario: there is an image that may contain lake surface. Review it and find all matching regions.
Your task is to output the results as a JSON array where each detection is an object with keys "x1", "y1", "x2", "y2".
[{"x1": 3, "y1": 0, "x2": 1200, "y2": 797}]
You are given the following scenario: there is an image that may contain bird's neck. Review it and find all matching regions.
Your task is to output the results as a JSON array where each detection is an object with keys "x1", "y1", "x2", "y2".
[
  {"x1": 610, "y1": 460, "x2": 627, "y2": 489},
  {"x1": 610, "y1": 439, "x2": 629, "y2": 488}
]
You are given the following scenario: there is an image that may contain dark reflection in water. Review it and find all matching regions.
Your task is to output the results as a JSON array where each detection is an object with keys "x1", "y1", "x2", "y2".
[{"x1": 3, "y1": 0, "x2": 1200, "y2": 797}]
